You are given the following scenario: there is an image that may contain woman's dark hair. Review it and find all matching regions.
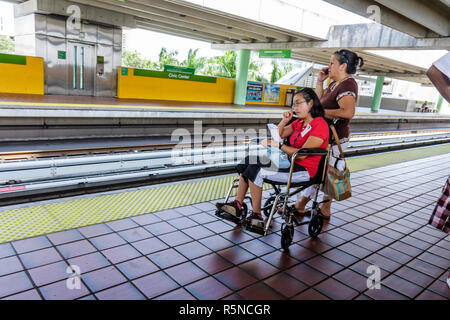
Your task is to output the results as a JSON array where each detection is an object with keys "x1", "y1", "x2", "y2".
[
  {"x1": 334, "y1": 49, "x2": 364, "y2": 74},
  {"x1": 294, "y1": 87, "x2": 324, "y2": 118}
]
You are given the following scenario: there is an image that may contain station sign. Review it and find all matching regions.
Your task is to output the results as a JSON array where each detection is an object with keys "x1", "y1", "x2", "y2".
[
  {"x1": 163, "y1": 65, "x2": 195, "y2": 75},
  {"x1": 134, "y1": 69, "x2": 216, "y2": 83},
  {"x1": 259, "y1": 49, "x2": 291, "y2": 59}
]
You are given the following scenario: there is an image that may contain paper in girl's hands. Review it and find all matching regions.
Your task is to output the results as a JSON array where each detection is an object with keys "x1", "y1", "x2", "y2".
[{"x1": 267, "y1": 123, "x2": 282, "y2": 143}]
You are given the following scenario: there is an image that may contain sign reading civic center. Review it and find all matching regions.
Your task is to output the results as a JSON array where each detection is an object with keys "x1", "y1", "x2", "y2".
[
  {"x1": 259, "y1": 49, "x2": 291, "y2": 59},
  {"x1": 133, "y1": 69, "x2": 216, "y2": 83}
]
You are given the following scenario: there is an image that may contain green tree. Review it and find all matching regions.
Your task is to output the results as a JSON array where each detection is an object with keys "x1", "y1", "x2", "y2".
[
  {"x1": 270, "y1": 60, "x2": 294, "y2": 83},
  {"x1": 158, "y1": 47, "x2": 180, "y2": 69},
  {"x1": 122, "y1": 50, "x2": 156, "y2": 69},
  {"x1": 183, "y1": 48, "x2": 203, "y2": 68},
  {"x1": 248, "y1": 59, "x2": 267, "y2": 82},
  {"x1": 122, "y1": 48, "x2": 268, "y2": 81},
  {"x1": 0, "y1": 35, "x2": 14, "y2": 54},
  {"x1": 213, "y1": 50, "x2": 237, "y2": 78},
  {"x1": 205, "y1": 51, "x2": 267, "y2": 80}
]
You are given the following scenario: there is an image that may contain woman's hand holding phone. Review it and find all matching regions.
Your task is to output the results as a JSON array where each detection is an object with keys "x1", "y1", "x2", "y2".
[{"x1": 318, "y1": 67, "x2": 329, "y2": 82}]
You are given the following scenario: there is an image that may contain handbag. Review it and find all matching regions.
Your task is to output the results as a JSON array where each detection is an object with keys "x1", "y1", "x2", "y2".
[
  {"x1": 323, "y1": 125, "x2": 352, "y2": 201},
  {"x1": 266, "y1": 145, "x2": 291, "y2": 169}
]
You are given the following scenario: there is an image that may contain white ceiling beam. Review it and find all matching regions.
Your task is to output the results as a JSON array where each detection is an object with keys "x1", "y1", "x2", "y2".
[
  {"x1": 374, "y1": 0, "x2": 450, "y2": 36},
  {"x1": 134, "y1": 17, "x2": 249, "y2": 42},
  {"x1": 289, "y1": 51, "x2": 426, "y2": 74},
  {"x1": 166, "y1": 0, "x2": 322, "y2": 40},
  {"x1": 135, "y1": 23, "x2": 225, "y2": 43},
  {"x1": 211, "y1": 23, "x2": 450, "y2": 51},
  {"x1": 129, "y1": 0, "x2": 298, "y2": 41},
  {"x1": 322, "y1": 0, "x2": 431, "y2": 38},
  {"x1": 135, "y1": 20, "x2": 232, "y2": 43},
  {"x1": 95, "y1": 0, "x2": 269, "y2": 41},
  {"x1": 69, "y1": 0, "x2": 243, "y2": 41},
  {"x1": 292, "y1": 50, "x2": 424, "y2": 74}
]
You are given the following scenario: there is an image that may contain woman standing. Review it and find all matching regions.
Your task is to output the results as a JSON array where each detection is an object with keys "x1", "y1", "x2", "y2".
[{"x1": 293, "y1": 49, "x2": 364, "y2": 219}]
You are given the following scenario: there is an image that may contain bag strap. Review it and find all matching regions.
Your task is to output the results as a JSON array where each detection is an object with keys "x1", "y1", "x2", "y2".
[{"x1": 330, "y1": 125, "x2": 345, "y2": 159}]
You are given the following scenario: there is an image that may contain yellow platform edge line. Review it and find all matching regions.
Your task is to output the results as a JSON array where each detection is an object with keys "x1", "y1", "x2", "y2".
[
  {"x1": 1, "y1": 101, "x2": 444, "y2": 117},
  {"x1": 0, "y1": 101, "x2": 283, "y2": 113},
  {"x1": 1, "y1": 144, "x2": 449, "y2": 244}
]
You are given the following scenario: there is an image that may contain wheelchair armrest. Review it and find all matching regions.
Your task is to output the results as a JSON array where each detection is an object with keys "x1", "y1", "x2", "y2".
[{"x1": 291, "y1": 148, "x2": 328, "y2": 161}]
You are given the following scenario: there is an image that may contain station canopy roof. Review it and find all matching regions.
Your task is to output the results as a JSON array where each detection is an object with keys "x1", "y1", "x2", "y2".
[{"x1": 8, "y1": 0, "x2": 450, "y2": 84}]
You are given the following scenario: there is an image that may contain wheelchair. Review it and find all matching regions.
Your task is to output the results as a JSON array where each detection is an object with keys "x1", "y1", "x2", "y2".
[{"x1": 215, "y1": 138, "x2": 331, "y2": 251}]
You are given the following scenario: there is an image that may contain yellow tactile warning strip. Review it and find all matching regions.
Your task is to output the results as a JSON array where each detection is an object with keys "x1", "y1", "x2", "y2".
[
  {"x1": 0, "y1": 176, "x2": 272, "y2": 243},
  {"x1": 1, "y1": 143, "x2": 449, "y2": 244}
]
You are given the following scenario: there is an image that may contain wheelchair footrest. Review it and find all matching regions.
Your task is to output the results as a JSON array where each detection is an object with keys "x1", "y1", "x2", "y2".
[
  {"x1": 215, "y1": 210, "x2": 243, "y2": 225},
  {"x1": 242, "y1": 219, "x2": 266, "y2": 235}
]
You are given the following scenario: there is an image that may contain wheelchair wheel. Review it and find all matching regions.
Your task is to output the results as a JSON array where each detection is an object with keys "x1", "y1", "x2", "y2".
[
  {"x1": 281, "y1": 223, "x2": 294, "y2": 251},
  {"x1": 262, "y1": 196, "x2": 276, "y2": 217},
  {"x1": 308, "y1": 213, "x2": 323, "y2": 238}
]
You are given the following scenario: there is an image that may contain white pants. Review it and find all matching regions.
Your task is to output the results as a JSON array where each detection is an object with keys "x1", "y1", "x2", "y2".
[{"x1": 300, "y1": 141, "x2": 349, "y2": 199}]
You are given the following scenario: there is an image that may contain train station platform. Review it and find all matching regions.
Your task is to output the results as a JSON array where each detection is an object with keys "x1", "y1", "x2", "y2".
[{"x1": 0, "y1": 146, "x2": 449, "y2": 300}]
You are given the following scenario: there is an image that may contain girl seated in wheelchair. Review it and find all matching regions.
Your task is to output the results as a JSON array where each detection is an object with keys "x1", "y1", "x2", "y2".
[{"x1": 216, "y1": 88, "x2": 329, "y2": 227}]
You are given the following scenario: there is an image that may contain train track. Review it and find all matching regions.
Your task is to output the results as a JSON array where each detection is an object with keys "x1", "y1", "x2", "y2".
[
  {"x1": 0, "y1": 129, "x2": 449, "y2": 206},
  {"x1": 2, "y1": 128, "x2": 450, "y2": 161}
]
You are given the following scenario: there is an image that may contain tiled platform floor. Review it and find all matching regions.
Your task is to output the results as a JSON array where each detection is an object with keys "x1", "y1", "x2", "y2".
[{"x1": 0, "y1": 153, "x2": 449, "y2": 300}]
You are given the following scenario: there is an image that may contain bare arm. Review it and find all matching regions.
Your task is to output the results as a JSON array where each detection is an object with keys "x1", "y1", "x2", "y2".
[
  {"x1": 315, "y1": 81, "x2": 324, "y2": 99},
  {"x1": 324, "y1": 95, "x2": 356, "y2": 120},
  {"x1": 427, "y1": 65, "x2": 450, "y2": 102},
  {"x1": 315, "y1": 67, "x2": 328, "y2": 99},
  {"x1": 278, "y1": 123, "x2": 294, "y2": 139}
]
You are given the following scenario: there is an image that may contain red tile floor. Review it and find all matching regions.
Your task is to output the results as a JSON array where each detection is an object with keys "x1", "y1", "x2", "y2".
[{"x1": 0, "y1": 154, "x2": 449, "y2": 300}]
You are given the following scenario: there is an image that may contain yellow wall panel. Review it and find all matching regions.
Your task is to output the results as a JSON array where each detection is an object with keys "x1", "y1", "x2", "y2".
[
  {"x1": 117, "y1": 67, "x2": 298, "y2": 106},
  {"x1": 0, "y1": 56, "x2": 44, "y2": 95},
  {"x1": 118, "y1": 67, "x2": 235, "y2": 103}
]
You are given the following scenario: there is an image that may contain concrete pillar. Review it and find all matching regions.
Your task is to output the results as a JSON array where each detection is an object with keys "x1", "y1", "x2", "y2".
[
  {"x1": 371, "y1": 76, "x2": 384, "y2": 113},
  {"x1": 436, "y1": 95, "x2": 443, "y2": 113},
  {"x1": 234, "y1": 49, "x2": 251, "y2": 105}
]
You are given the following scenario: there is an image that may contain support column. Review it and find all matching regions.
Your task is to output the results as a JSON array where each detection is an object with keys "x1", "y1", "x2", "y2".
[
  {"x1": 436, "y1": 95, "x2": 443, "y2": 113},
  {"x1": 234, "y1": 49, "x2": 251, "y2": 105},
  {"x1": 371, "y1": 76, "x2": 384, "y2": 113}
]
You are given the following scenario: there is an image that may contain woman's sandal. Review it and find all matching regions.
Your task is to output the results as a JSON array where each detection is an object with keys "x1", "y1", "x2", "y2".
[
  {"x1": 285, "y1": 205, "x2": 310, "y2": 217},
  {"x1": 279, "y1": 205, "x2": 331, "y2": 220}
]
